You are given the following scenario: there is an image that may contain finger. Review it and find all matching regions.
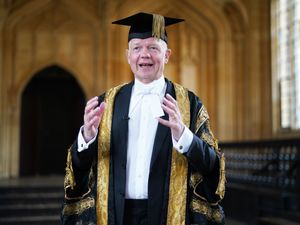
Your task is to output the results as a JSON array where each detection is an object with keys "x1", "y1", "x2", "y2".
[
  {"x1": 86, "y1": 96, "x2": 98, "y2": 105},
  {"x1": 161, "y1": 104, "x2": 178, "y2": 120},
  {"x1": 87, "y1": 101, "x2": 105, "y2": 118},
  {"x1": 166, "y1": 94, "x2": 177, "y2": 105},
  {"x1": 94, "y1": 115, "x2": 101, "y2": 129},
  {"x1": 157, "y1": 117, "x2": 174, "y2": 128},
  {"x1": 163, "y1": 97, "x2": 179, "y2": 114},
  {"x1": 93, "y1": 103, "x2": 105, "y2": 127},
  {"x1": 165, "y1": 94, "x2": 179, "y2": 110},
  {"x1": 91, "y1": 102, "x2": 106, "y2": 123},
  {"x1": 86, "y1": 115, "x2": 100, "y2": 130},
  {"x1": 85, "y1": 106, "x2": 100, "y2": 124},
  {"x1": 91, "y1": 125, "x2": 96, "y2": 136},
  {"x1": 165, "y1": 94, "x2": 181, "y2": 114},
  {"x1": 84, "y1": 101, "x2": 106, "y2": 126},
  {"x1": 98, "y1": 102, "x2": 106, "y2": 117},
  {"x1": 85, "y1": 100, "x2": 99, "y2": 114},
  {"x1": 89, "y1": 102, "x2": 106, "y2": 125}
]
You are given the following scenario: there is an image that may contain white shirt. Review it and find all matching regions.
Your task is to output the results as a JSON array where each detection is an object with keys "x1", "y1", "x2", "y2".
[{"x1": 77, "y1": 76, "x2": 193, "y2": 199}]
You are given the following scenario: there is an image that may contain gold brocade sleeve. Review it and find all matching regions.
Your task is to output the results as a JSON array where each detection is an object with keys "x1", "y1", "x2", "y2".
[
  {"x1": 63, "y1": 145, "x2": 95, "y2": 215},
  {"x1": 196, "y1": 106, "x2": 218, "y2": 150},
  {"x1": 63, "y1": 148, "x2": 93, "y2": 201},
  {"x1": 195, "y1": 105, "x2": 226, "y2": 201}
]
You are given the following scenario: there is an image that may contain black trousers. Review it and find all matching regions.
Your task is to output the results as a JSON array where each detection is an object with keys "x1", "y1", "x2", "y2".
[{"x1": 123, "y1": 199, "x2": 148, "y2": 225}]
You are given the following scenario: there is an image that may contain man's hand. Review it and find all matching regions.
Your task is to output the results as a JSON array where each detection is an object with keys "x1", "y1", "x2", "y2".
[
  {"x1": 158, "y1": 94, "x2": 184, "y2": 141},
  {"x1": 83, "y1": 96, "x2": 106, "y2": 143}
]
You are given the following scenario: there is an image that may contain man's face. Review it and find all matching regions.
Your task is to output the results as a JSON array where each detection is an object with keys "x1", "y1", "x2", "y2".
[{"x1": 127, "y1": 37, "x2": 171, "y2": 84}]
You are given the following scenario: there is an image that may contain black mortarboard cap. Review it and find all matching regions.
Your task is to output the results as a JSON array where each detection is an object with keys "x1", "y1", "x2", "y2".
[{"x1": 112, "y1": 12, "x2": 184, "y2": 44}]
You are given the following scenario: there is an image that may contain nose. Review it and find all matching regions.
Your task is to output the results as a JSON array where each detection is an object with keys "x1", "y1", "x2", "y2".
[{"x1": 140, "y1": 47, "x2": 150, "y2": 58}]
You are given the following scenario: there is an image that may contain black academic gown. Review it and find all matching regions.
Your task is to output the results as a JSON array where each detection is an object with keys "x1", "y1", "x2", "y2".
[{"x1": 65, "y1": 79, "x2": 221, "y2": 225}]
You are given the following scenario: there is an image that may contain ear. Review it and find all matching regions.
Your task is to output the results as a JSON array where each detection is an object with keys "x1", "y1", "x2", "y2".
[
  {"x1": 165, "y1": 49, "x2": 171, "y2": 63},
  {"x1": 126, "y1": 49, "x2": 130, "y2": 64}
]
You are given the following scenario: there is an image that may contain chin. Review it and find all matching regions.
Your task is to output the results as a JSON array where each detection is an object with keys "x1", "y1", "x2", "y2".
[{"x1": 137, "y1": 76, "x2": 155, "y2": 83}]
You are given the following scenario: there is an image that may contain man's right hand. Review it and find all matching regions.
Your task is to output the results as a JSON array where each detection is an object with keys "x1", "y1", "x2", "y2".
[{"x1": 83, "y1": 96, "x2": 106, "y2": 143}]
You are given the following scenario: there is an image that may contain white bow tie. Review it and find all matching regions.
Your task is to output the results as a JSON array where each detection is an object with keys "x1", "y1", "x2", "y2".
[
  {"x1": 132, "y1": 80, "x2": 165, "y2": 118},
  {"x1": 135, "y1": 85, "x2": 161, "y2": 96},
  {"x1": 134, "y1": 76, "x2": 165, "y2": 96}
]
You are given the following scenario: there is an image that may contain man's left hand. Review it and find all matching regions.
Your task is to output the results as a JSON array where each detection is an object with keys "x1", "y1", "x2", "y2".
[{"x1": 158, "y1": 94, "x2": 184, "y2": 141}]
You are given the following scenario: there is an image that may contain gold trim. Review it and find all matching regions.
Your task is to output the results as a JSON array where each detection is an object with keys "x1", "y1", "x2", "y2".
[
  {"x1": 191, "y1": 159, "x2": 225, "y2": 204},
  {"x1": 200, "y1": 132, "x2": 218, "y2": 151},
  {"x1": 190, "y1": 172, "x2": 203, "y2": 189},
  {"x1": 64, "y1": 147, "x2": 75, "y2": 190},
  {"x1": 64, "y1": 168, "x2": 93, "y2": 201},
  {"x1": 63, "y1": 147, "x2": 94, "y2": 201},
  {"x1": 190, "y1": 172, "x2": 220, "y2": 205},
  {"x1": 195, "y1": 106, "x2": 209, "y2": 134},
  {"x1": 191, "y1": 197, "x2": 223, "y2": 223},
  {"x1": 64, "y1": 187, "x2": 92, "y2": 201},
  {"x1": 63, "y1": 197, "x2": 95, "y2": 215},
  {"x1": 96, "y1": 84, "x2": 125, "y2": 225},
  {"x1": 206, "y1": 120, "x2": 219, "y2": 151},
  {"x1": 167, "y1": 83, "x2": 190, "y2": 225},
  {"x1": 215, "y1": 153, "x2": 226, "y2": 199},
  {"x1": 196, "y1": 106, "x2": 219, "y2": 151},
  {"x1": 192, "y1": 185, "x2": 218, "y2": 206}
]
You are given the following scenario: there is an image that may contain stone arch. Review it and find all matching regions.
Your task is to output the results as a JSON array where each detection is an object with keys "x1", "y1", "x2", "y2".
[
  {"x1": 3, "y1": 0, "x2": 102, "y2": 100},
  {"x1": 0, "y1": 0, "x2": 102, "y2": 177},
  {"x1": 19, "y1": 65, "x2": 85, "y2": 176},
  {"x1": 3, "y1": 0, "x2": 101, "y2": 30},
  {"x1": 15, "y1": 61, "x2": 89, "y2": 104}
]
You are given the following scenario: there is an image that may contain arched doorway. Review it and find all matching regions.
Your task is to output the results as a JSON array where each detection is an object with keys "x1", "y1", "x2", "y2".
[{"x1": 20, "y1": 65, "x2": 86, "y2": 176}]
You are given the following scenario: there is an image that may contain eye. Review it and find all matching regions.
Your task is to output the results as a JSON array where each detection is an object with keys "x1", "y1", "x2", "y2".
[
  {"x1": 149, "y1": 45, "x2": 161, "y2": 52},
  {"x1": 133, "y1": 46, "x2": 140, "y2": 51}
]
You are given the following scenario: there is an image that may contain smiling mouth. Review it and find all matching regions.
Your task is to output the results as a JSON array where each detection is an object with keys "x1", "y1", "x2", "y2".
[{"x1": 139, "y1": 63, "x2": 153, "y2": 67}]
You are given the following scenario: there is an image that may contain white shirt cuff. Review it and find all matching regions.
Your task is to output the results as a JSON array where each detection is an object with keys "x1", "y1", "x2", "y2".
[
  {"x1": 77, "y1": 126, "x2": 97, "y2": 152},
  {"x1": 172, "y1": 126, "x2": 193, "y2": 153}
]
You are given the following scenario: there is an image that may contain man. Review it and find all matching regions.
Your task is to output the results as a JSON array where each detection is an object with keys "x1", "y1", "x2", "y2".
[{"x1": 61, "y1": 12, "x2": 226, "y2": 225}]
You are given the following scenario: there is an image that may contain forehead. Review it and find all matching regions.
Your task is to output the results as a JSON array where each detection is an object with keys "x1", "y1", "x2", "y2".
[{"x1": 129, "y1": 37, "x2": 166, "y2": 47}]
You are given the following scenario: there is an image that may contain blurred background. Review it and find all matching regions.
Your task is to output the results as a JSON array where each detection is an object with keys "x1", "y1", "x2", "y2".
[{"x1": 0, "y1": 0, "x2": 299, "y2": 224}]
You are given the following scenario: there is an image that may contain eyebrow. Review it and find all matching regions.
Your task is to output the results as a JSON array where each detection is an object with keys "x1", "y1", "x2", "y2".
[
  {"x1": 129, "y1": 42, "x2": 140, "y2": 48},
  {"x1": 129, "y1": 41, "x2": 162, "y2": 49}
]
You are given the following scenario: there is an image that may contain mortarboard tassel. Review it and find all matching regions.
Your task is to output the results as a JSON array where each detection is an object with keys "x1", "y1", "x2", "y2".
[{"x1": 152, "y1": 14, "x2": 165, "y2": 40}]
